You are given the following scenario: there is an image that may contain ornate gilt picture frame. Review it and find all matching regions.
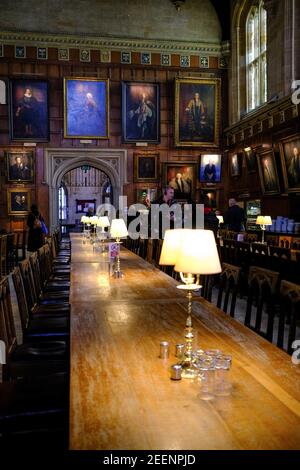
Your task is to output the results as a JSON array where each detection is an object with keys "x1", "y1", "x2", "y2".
[{"x1": 174, "y1": 77, "x2": 221, "y2": 148}]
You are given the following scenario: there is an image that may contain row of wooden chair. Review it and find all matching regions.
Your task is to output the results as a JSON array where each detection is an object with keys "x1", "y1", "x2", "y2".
[
  {"x1": 218, "y1": 229, "x2": 300, "y2": 250},
  {"x1": 219, "y1": 239, "x2": 300, "y2": 284},
  {"x1": 125, "y1": 236, "x2": 299, "y2": 355},
  {"x1": 0, "y1": 229, "x2": 71, "y2": 443},
  {"x1": 214, "y1": 263, "x2": 300, "y2": 354},
  {"x1": 0, "y1": 231, "x2": 28, "y2": 279}
]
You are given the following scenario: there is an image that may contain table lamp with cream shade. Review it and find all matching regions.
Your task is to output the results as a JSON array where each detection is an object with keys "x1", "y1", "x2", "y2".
[
  {"x1": 159, "y1": 229, "x2": 221, "y2": 378},
  {"x1": 110, "y1": 218, "x2": 128, "y2": 278},
  {"x1": 81, "y1": 215, "x2": 88, "y2": 230},
  {"x1": 256, "y1": 215, "x2": 272, "y2": 244},
  {"x1": 97, "y1": 216, "x2": 110, "y2": 251}
]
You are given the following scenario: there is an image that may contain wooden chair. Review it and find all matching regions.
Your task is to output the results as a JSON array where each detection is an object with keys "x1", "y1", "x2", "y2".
[
  {"x1": 6, "y1": 233, "x2": 17, "y2": 273},
  {"x1": 146, "y1": 239, "x2": 154, "y2": 264},
  {"x1": 235, "y1": 241, "x2": 251, "y2": 268},
  {"x1": 12, "y1": 265, "x2": 69, "y2": 346},
  {"x1": 251, "y1": 242, "x2": 269, "y2": 268},
  {"x1": 276, "y1": 280, "x2": 300, "y2": 354},
  {"x1": 221, "y1": 238, "x2": 237, "y2": 265},
  {"x1": 269, "y1": 246, "x2": 291, "y2": 260},
  {"x1": 245, "y1": 266, "x2": 280, "y2": 342},
  {"x1": 0, "y1": 235, "x2": 8, "y2": 278},
  {"x1": 0, "y1": 276, "x2": 67, "y2": 379},
  {"x1": 216, "y1": 263, "x2": 241, "y2": 317},
  {"x1": 244, "y1": 233, "x2": 258, "y2": 243}
]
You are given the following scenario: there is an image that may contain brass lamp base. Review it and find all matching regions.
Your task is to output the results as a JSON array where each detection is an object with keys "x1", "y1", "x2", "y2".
[
  {"x1": 180, "y1": 359, "x2": 199, "y2": 379},
  {"x1": 113, "y1": 269, "x2": 124, "y2": 278},
  {"x1": 176, "y1": 281, "x2": 201, "y2": 379}
]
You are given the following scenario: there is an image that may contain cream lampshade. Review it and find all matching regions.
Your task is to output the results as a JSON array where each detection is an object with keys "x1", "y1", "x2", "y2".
[
  {"x1": 110, "y1": 219, "x2": 128, "y2": 278},
  {"x1": 256, "y1": 215, "x2": 272, "y2": 243},
  {"x1": 110, "y1": 218, "x2": 128, "y2": 239},
  {"x1": 159, "y1": 229, "x2": 186, "y2": 265},
  {"x1": 174, "y1": 229, "x2": 222, "y2": 275},
  {"x1": 97, "y1": 216, "x2": 110, "y2": 228},
  {"x1": 159, "y1": 229, "x2": 221, "y2": 378}
]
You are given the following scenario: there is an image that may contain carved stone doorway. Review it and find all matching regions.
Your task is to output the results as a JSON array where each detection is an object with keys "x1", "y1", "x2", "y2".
[{"x1": 44, "y1": 148, "x2": 127, "y2": 232}]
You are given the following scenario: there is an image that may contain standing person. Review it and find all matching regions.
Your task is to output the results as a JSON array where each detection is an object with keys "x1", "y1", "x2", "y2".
[
  {"x1": 200, "y1": 195, "x2": 219, "y2": 239},
  {"x1": 151, "y1": 186, "x2": 179, "y2": 238},
  {"x1": 27, "y1": 204, "x2": 45, "y2": 252},
  {"x1": 224, "y1": 198, "x2": 246, "y2": 232}
]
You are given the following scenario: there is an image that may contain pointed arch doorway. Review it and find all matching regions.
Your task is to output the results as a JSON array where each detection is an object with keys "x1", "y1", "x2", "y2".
[{"x1": 45, "y1": 148, "x2": 127, "y2": 232}]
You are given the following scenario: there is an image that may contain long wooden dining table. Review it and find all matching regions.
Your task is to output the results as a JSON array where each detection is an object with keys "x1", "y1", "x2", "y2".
[{"x1": 69, "y1": 233, "x2": 300, "y2": 450}]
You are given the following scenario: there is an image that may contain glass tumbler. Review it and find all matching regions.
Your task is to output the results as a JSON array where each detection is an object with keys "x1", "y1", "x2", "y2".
[
  {"x1": 197, "y1": 361, "x2": 215, "y2": 401},
  {"x1": 214, "y1": 357, "x2": 232, "y2": 396}
]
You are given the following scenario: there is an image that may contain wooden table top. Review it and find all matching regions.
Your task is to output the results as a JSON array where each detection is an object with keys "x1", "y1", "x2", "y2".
[{"x1": 69, "y1": 233, "x2": 300, "y2": 450}]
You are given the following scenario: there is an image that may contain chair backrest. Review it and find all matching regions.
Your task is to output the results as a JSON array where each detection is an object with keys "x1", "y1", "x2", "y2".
[
  {"x1": 235, "y1": 241, "x2": 251, "y2": 268},
  {"x1": 221, "y1": 238, "x2": 237, "y2": 264},
  {"x1": 269, "y1": 246, "x2": 291, "y2": 260},
  {"x1": 0, "y1": 277, "x2": 17, "y2": 364},
  {"x1": 19, "y1": 258, "x2": 38, "y2": 311},
  {"x1": 244, "y1": 233, "x2": 258, "y2": 243},
  {"x1": 0, "y1": 235, "x2": 7, "y2": 258},
  {"x1": 12, "y1": 267, "x2": 30, "y2": 331},
  {"x1": 277, "y1": 280, "x2": 300, "y2": 354},
  {"x1": 216, "y1": 263, "x2": 241, "y2": 317},
  {"x1": 251, "y1": 242, "x2": 270, "y2": 268},
  {"x1": 245, "y1": 266, "x2": 280, "y2": 342},
  {"x1": 29, "y1": 251, "x2": 43, "y2": 295},
  {"x1": 146, "y1": 239, "x2": 154, "y2": 264}
]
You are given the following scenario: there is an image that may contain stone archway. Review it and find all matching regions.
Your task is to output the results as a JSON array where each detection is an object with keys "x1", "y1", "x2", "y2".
[{"x1": 45, "y1": 148, "x2": 127, "y2": 232}]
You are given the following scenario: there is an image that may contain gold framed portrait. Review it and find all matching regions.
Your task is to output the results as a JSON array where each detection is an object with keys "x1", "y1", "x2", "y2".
[
  {"x1": 7, "y1": 188, "x2": 31, "y2": 216},
  {"x1": 174, "y1": 77, "x2": 221, "y2": 148},
  {"x1": 279, "y1": 133, "x2": 300, "y2": 192}
]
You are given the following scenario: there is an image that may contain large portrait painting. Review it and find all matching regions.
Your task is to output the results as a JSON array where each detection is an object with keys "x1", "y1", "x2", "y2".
[
  {"x1": 9, "y1": 79, "x2": 49, "y2": 141},
  {"x1": 229, "y1": 153, "x2": 241, "y2": 177},
  {"x1": 134, "y1": 153, "x2": 159, "y2": 182},
  {"x1": 279, "y1": 134, "x2": 300, "y2": 192},
  {"x1": 199, "y1": 154, "x2": 222, "y2": 183},
  {"x1": 244, "y1": 147, "x2": 257, "y2": 174},
  {"x1": 122, "y1": 81, "x2": 160, "y2": 143},
  {"x1": 6, "y1": 150, "x2": 34, "y2": 183},
  {"x1": 7, "y1": 188, "x2": 30, "y2": 216},
  {"x1": 163, "y1": 162, "x2": 196, "y2": 202},
  {"x1": 257, "y1": 149, "x2": 280, "y2": 195},
  {"x1": 64, "y1": 78, "x2": 109, "y2": 139},
  {"x1": 174, "y1": 77, "x2": 221, "y2": 148}
]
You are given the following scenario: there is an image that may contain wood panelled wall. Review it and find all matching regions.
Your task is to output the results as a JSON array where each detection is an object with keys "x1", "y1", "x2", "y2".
[{"x1": 0, "y1": 50, "x2": 227, "y2": 232}]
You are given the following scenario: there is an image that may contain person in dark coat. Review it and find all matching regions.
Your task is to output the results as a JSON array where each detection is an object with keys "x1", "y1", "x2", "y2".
[
  {"x1": 224, "y1": 198, "x2": 246, "y2": 232},
  {"x1": 201, "y1": 195, "x2": 219, "y2": 239},
  {"x1": 27, "y1": 204, "x2": 45, "y2": 252}
]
